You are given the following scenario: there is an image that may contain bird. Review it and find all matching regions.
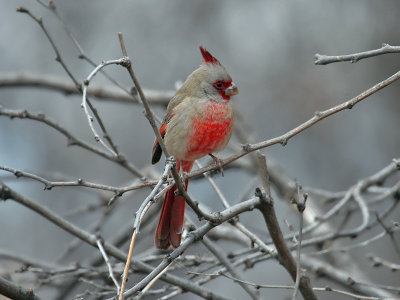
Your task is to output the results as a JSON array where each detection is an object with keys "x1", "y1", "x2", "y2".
[{"x1": 152, "y1": 46, "x2": 238, "y2": 249}]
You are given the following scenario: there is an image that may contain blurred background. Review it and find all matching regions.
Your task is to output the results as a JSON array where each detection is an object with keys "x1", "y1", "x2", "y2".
[{"x1": 1, "y1": 0, "x2": 399, "y2": 299}]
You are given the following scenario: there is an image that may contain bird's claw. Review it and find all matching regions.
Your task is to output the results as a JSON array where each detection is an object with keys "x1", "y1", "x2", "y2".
[{"x1": 209, "y1": 154, "x2": 224, "y2": 176}]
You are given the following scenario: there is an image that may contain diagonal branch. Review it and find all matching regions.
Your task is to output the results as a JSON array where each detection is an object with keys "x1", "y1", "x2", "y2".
[
  {"x1": 188, "y1": 69, "x2": 400, "y2": 179},
  {"x1": 0, "y1": 275, "x2": 42, "y2": 300},
  {"x1": 0, "y1": 107, "x2": 144, "y2": 178}
]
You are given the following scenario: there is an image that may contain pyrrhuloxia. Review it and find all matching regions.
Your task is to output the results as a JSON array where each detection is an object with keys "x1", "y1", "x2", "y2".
[{"x1": 152, "y1": 47, "x2": 238, "y2": 249}]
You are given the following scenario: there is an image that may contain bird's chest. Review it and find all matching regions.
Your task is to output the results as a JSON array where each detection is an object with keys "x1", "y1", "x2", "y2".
[{"x1": 185, "y1": 100, "x2": 233, "y2": 160}]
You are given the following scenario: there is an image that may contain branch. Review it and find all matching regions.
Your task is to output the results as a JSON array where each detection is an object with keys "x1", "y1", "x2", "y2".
[
  {"x1": 0, "y1": 275, "x2": 42, "y2": 300},
  {"x1": 16, "y1": 6, "x2": 80, "y2": 90},
  {"x1": 209, "y1": 272, "x2": 384, "y2": 300},
  {"x1": 121, "y1": 197, "x2": 261, "y2": 299},
  {"x1": 368, "y1": 254, "x2": 400, "y2": 271},
  {"x1": 96, "y1": 239, "x2": 120, "y2": 294},
  {"x1": 315, "y1": 43, "x2": 400, "y2": 65},
  {"x1": 117, "y1": 33, "x2": 169, "y2": 158},
  {"x1": 119, "y1": 160, "x2": 174, "y2": 300},
  {"x1": 255, "y1": 188, "x2": 317, "y2": 300},
  {"x1": 188, "y1": 69, "x2": 400, "y2": 180},
  {"x1": 303, "y1": 255, "x2": 396, "y2": 298},
  {"x1": 0, "y1": 182, "x2": 232, "y2": 300},
  {"x1": 201, "y1": 237, "x2": 260, "y2": 300},
  {"x1": 0, "y1": 72, "x2": 173, "y2": 104},
  {"x1": 0, "y1": 107, "x2": 144, "y2": 178},
  {"x1": 292, "y1": 186, "x2": 307, "y2": 300},
  {"x1": 81, "y1": 58, "x2": 129, "y2": 156}
]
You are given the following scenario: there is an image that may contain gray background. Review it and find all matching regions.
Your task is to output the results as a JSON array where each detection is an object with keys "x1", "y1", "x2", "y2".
[{"x1": 1, "y1": 1, "x2": 399, "y2": 299}]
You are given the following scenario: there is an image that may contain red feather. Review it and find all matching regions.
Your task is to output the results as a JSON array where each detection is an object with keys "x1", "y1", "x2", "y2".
[
  {"x1": 154, "y1": 160, "x2": 194, "y2": 249},
  {"x1": 200, "y1": 46, "x2": 220, "y2": 65}
]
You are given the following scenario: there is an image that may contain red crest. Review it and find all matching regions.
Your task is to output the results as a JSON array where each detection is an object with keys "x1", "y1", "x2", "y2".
[{"x1": 199, "y1": 46, "x2": 220, "y2": 65}]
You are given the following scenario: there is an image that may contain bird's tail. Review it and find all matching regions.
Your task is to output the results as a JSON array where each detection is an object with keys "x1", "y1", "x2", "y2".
[{"x1": 155, "y1": 160, "x2": 194, "y2": 249}]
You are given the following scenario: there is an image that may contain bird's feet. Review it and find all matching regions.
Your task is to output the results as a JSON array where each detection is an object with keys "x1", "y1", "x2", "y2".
[{"x1": 209, "y1": 153, "x2": 224, "y2": 176}]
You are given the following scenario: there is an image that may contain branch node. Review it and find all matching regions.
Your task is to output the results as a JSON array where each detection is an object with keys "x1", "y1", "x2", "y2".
[
  {"x1": 14, "y1": 171, "x2": 22, "y2": 178},
  {"x1": 255, "y1": 187, "x2": 271, "y2": 205},
  {"x1": 346, "y1": 277, "x2": 355, "y2": 286},
  {"x1": 241, "y1": 143, "x2": 251, "y2": 152},
  {"x1": 130, "y1": 86, "x2": 138, "y2": 96},
  {"x1": 16, "y1": 6, "x2": 29, "y2": 13},
  {"x1": 44, "y1": 183, "x2": 53, "y2": 190},
  {"x1": 0, "y1": 185, "x2": 11, "y2": 200}
]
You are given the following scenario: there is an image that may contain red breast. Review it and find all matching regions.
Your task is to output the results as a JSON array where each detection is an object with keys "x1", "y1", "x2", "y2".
[{"x1": 164, "y1": 97, "x2": 234, "y2": 162}]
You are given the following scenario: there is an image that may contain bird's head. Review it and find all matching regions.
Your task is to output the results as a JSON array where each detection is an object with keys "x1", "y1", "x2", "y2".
[{"x1": 179, "y1": 47, "x2": 238, "y2": 101}]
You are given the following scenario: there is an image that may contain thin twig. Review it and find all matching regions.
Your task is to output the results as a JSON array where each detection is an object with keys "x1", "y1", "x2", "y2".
[
  {"x1": 367, "y1": 254, "x2": 400, "y2": 271},
  {"x1": 0, "y1": 107, "x2": 144, "y2": 178},
  {"x1": 35, "y1": 0, "x2": 129, "y2": 92},
  {"x1": 216, "y1": 272, "x2": 383, "y2": 300},
  {"x1": 119, "y1": 230, "x2": 136, "y2": 300},
  {"x1": 82, "y1": 58, "x2": 128, "y2": 156},
  {"x1": 196, "y1": 160, "x2": 275, "y2": 254},
  {"x1": 96, "y1": 239, "x2": 121, "y2": 294},
  {"x1": 302, "y1": 255, "x2": 396, "y2": 298},
  {"x1": 133, "y1": 263, "x2": 173, "y2": 300},
  {"x1": 119, "y1": 160, "x2": 174, "y2": 300},
  {"x1": 292, "y1": 185, "x2": 307, "y2": 300},
  {"x1": 201, "y1": 235, "x2": 260, "y2": 300},
  {"x1": 315, "y1": 43, "x2": 400, "y2": 65},
  {"x1": 117, "y1": 33, "x2": 169, "y2": 157},
  {"x1": 16, "y1": 7, "x2": 80, "y2": 90}
]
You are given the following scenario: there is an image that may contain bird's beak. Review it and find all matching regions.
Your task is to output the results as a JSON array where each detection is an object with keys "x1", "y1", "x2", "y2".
[{"x1": 225, "y1": 82, "x2": 238, "y2": 96}]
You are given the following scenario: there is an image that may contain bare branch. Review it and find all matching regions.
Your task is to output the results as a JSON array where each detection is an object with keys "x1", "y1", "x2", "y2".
[
  {"x1": 0, "y1": 275, "x2": 43, "y2": 300},
  {"x1": 119, "y1": 159, "x2": 174, "y2": 300},
  {"x1": 303, "y1": 255, "x2": 396, "y2": 298},
  {"x1": 0, "y1": 107, "x2": 144, "y2": 178},
  {"x1": 0, "y1": 182, "x2": 232, "y2": 300},
  {"x1": 367, "y1": 254, "x2": 400, "y2": 271},
  {"x1": 188, "y1": 69, "x2": 400, "y2": 180},
  {"x1": 16, "y1": 6, "x2": 81, "y2": 90},
  {"x1": 201, "y1": 235, "x2": 260, "y2": 300},
  {"x1": 117, "y1": 33, "x2": 169, "y2": 158},
  {"x1": 292, "y1": 186, "x2": 307, "y2": 300},
  {"x1": 315, "y1": 43, "x2": 400, "y2": 65},
  {"x1": 0, "y1": 72, "x2": 173, "y2": 104},
  {"x1": 96, "y1": 239, "x2": 120, "y2": 294},
  {"x1": 81, "y1": 58, "x2": 129, "y2": 156},
  {"x1": 255, "y1": 188, "x2": 317, "y2": 300}
]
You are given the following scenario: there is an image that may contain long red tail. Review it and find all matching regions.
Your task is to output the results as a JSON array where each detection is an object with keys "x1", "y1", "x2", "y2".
[{"x1": 155, "y1": 160, "x2": 194, "y2": 249}]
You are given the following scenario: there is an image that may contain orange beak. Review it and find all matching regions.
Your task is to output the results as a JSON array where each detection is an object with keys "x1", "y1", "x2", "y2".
[{"x1": 225, "y1": 82, "x2": 238, "y2": 96}]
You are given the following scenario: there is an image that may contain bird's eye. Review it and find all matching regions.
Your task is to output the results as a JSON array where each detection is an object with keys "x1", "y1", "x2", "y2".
[{"x1": 214, "y1": 81, "x2": 224, "y2": 90}]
